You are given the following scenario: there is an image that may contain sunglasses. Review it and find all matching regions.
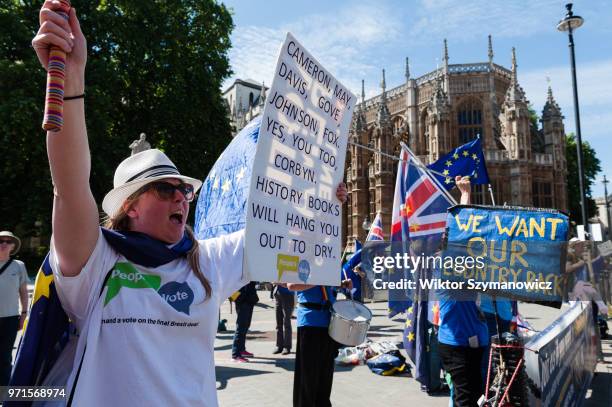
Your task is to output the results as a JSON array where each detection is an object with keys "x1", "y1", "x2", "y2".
[
  {"x1": 139, "y1": 181, "x2": 195, "y2": 202},
  {"x1": 0, "y1": 240, "x2": 14, "y2": 245}
]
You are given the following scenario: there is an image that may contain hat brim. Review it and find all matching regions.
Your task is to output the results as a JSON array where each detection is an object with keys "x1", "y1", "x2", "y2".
[
  {"x1": 102, "y1": 175, "x2": 202, "y2": 218},
  {"x1": 10, "y1": 237, "x2": 21, "y2": 255}
]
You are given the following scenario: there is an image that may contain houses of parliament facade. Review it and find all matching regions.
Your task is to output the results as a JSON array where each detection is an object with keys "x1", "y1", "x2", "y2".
[
  {"x1": 225, "y1": 37, "x2": 569, "y2": 250},
  {"x1": 344, "y1": 37, "x2": 568, "y2": 249}
]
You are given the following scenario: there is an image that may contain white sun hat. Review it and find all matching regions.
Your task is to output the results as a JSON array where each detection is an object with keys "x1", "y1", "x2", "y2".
[{"x1": 102, "y1": 149, "x2": 202, "y2": 218}]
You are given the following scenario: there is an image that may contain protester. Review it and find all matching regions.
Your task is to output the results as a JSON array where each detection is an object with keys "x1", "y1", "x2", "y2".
[
  {"x1": 437, "y1": 176, "x2": 488, "y2": 407},
  {"x1": 231, "y1": 281, "x2": 259, "y2": 362},
  {"x1": 273, "y1": 283, "x2": 295, "y2": 355},
  {"x1": 0, "y1": 231, "x2": 29, "y2": 386},
  {"x1": 287, "y1": 278, "x2": 352, "y2": 407},
  {"x1": 31, "y1": 4, "x2": 347, "y2": 405}
]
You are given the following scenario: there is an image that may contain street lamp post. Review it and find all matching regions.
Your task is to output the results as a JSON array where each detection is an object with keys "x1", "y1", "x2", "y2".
[
  {"x1": 557, "y1": 3, "x2": 589, "y2": 233},
  {"x1": 603, "y1": 175, "x2": 611, "y2": 240}
]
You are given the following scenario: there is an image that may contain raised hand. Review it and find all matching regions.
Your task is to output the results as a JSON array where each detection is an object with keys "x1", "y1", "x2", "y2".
[{"x1": 32, "y1": 1, "x2": 87, "y2": 96}]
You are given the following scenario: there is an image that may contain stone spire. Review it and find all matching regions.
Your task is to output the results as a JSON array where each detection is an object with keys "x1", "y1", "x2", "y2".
[
  {"x1": 258, "y1": 82, "x2": 266, "y2": 106},
  {"x1": 405, "y1": 57, "x2": 410, "y2": 81},
  {"x1": 352, "y1": 79, "x2": 367, "y2": 133},
  {"x1": 504, "y1": 47, "x2": 527, "y2": 103},
  {"x1": 376, "y1": 69, "x2": 391, "y2": 127},
  {"x1": 488, "y1": 34, "x2": 494, "y2": 63},
  {"x1": 443, "y1": 39, "x2": 450, "y2": 102},
  {"x1": 443, "y1": 39, "x2": 449, "y2": 65},
  {"x1": 542, "y1": 85, "x2": 562, "y2": 119},
  {"x1": 361, "y1": 79, "x2": 366, "y2": 104}
]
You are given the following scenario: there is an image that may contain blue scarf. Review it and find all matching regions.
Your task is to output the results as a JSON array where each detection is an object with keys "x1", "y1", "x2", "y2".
[{"x1": 101, "y1": 228, "x2": 193, "y2": 267}]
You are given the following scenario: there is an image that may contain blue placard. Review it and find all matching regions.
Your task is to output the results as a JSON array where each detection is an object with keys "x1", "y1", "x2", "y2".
[{"x1": 442, "y1": 205, "x2": 570, "y2": 305}]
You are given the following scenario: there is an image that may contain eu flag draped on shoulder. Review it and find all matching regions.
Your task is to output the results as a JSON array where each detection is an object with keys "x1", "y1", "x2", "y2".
[
  {"x1": 427, "y1": 136, "x2": 489, "y2": 190},
  {"x1": 8, "y1": 256, "x2": 71, "y2": 405}
]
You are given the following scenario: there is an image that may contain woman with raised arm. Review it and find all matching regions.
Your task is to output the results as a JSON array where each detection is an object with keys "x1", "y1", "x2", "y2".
[
  {"x1": 32, "y1": 2, "x2": 347, "y2": 406},
  {"x1": 437, "y1": 176, "x2": 489, "y2": 407}
]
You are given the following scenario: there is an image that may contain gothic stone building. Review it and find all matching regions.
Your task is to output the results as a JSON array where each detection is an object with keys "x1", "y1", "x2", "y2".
[{"x1": 344, "y1": 37, "x2": 568, "y2": 249}]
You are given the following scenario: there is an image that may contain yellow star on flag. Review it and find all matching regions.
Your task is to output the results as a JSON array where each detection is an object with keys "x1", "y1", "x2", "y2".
[
  {"x1": 32, "y1": 271, "x2": 54, "y2": 304},
  {"x1": 407, "y1": 332, "x2": 415, "y2": 341},
  {"x1": 221, "y1": 179, "x2": 231, "y2": 194},
  {"x1": 442, "y1": 169, "x2": 449, "y2": 176},
  {"x1": 236, "y1": 167, "x2": 246, "y2": 182},
  {"x1": 445, "y1": 177, "x2": 452, "y2": 184},
  {"x1": 445, "y1": 160, "x2": 452, "y2": 167},
  {"x1": 407, "y1": 305, "x2": 414, "y2": 314},
  {"x1": 463, "y1": 151, "x2": 469, "y2": 157},
  {"x1": 405, "y1": 318, "x2": 412, "y2": 327},
  {"x1": 453, "y1": 153, "x2": 459, "y2": 159},
  {"x1": 472, "y1": 153, "x2": 478, "y2": 160}
]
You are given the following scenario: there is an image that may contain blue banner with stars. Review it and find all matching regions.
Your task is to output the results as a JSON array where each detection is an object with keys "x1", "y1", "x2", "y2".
[
  {"x1": 427, "y1": 137, "x2": 489, "y2": 189},
  {"x1": 195, "y1": 116, "x2": 260, "y2": 239}
]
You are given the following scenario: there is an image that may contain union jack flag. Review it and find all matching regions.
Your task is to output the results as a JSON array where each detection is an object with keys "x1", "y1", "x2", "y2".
[
  {"x1": 366, "y1": 212, "x2": 384, "y2": 241},
  {"x1": 403, "y1": 152, "x2": 455, "y2": 238}
]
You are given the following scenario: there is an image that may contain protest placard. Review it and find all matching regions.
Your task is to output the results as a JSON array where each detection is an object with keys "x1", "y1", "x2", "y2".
[
  {"x1": 524, "y1": 302, "x2": 597, "y2": 407},
  {"x1": 597, "y1": 240, "x2": 612, "y2": 257},
  {"x1": 442, "y1": 205, "x2": 570, "y2": 305},
  {"x1": 244, "y1": 33, "x2": 356, "y2": 285}
]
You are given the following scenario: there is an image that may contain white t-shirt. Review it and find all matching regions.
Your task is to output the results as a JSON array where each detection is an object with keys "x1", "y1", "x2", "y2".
[
  {"x1": 49, "y1": 228, "x2": 247, "y2": 407},
  {"x1": 0, "y1": 259, "x2": 28, "y2": 317}
]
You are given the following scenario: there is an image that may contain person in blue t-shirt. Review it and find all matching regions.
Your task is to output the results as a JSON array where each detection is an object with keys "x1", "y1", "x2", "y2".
[
  {"x1": 287, "y1": 277, "x2": 352, "y2": 407},
  {"x1": 438, "y1": 176, "x2": 489, "y2": 407}
]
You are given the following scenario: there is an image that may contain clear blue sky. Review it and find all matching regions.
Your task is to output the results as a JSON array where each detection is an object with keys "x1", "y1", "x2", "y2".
[{"x1": 221, "y1": 0, "x2": 612, "y2": 199}]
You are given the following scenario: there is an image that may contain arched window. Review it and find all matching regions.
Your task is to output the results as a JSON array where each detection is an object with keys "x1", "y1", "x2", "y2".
[{"x1": 457, "y1": 99, "x2": 483, "y2": 144}]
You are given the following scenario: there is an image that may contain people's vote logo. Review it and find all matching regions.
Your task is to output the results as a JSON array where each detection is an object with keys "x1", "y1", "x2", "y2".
[
  {"x1": 297, "y1": 260, "x2": 310, "y2": 283},
  {"x1": 104, "y1": 263, "x2": 161, "y2": 306},
  {"x1": 158, "y1": 281, "x2": 194, "y2": 315}
]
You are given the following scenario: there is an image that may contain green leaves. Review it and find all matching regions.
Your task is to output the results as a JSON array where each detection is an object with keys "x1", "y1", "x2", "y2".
[
  {"x1": 565, "y1": 133, "x2": 601, "y2": 224},
  {"x1": 0, "y1": 0, "x2": 234, "y2": 264}
]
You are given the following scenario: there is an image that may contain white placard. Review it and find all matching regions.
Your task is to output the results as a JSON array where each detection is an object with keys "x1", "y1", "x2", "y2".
[
  {"x1": 244, "y1": 33, "x2": 356, "y2": 286},
  {"x1": 598, "y1": 240, "x2": 612, "y2": 257},
  {"x1": 577, "y1": 224, "x2": 603, "y2": 241}
]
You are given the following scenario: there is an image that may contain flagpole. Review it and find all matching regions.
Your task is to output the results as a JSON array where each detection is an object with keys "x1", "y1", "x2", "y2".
[
  {"x1": 488, "y1": 184, "x2": 496, "y2": 206},
  {"x1": 347, "y1": 140, "x2": 448, "y2": 178},
  {"x1": 400, "y1": 142, "x2": 458, "y2": 205}
]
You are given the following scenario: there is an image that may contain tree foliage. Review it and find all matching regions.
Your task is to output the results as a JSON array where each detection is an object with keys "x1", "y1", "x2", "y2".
[
  {"x1": 565, "y1": 133, "x2": 601, "y2": 224},
  {"x1": 0, "y1": 0, "x2": 234, "y2": 261}
]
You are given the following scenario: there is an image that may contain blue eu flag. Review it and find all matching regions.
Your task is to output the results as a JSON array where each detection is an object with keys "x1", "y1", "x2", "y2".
[
  {"x1": 427, "y1": 137, "x2": 489, "y2": 190},
  {"x1": 194, "y1": 116, "x2": 260, "y2": 239}
]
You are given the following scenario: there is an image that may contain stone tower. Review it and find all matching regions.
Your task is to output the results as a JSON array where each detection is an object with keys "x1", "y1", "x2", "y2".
[
  {"x1": 541, "y1": 85, "x2": 568, "y2": 210},
  {"x1": 499, "y1": 47, "x2": 532, "y2": 205}
]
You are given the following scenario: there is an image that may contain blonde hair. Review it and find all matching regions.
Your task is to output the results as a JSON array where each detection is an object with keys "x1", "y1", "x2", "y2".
[{"x1": 103, "y1": 193, "x2": 212, "y2": 300}]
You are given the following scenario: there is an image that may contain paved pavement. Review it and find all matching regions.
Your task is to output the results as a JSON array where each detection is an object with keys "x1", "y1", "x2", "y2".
[
  {"x1": 214, "y1": 294, "x2": 612, "y2": 407},
  {"x1": 11, "y1": 287, "x2": 611, "y2": 406}
]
